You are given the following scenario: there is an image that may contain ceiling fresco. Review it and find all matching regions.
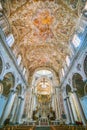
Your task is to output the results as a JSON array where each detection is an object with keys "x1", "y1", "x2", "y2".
[{"x1": 1, "y1": 0, "x2": 85, "y2": 84}]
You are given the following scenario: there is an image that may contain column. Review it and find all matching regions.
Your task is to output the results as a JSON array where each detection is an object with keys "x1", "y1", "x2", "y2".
[
  {"x1": 72, "y1": 89, "x2": 87, "y2": 126},
  {"x1": 54, "y1": 96, "x2": 58, "y2": 119},
  {"x1": 10, "y1": 95, "x2": 18, "y2": 123},
  {"x1": 56, "y1": 98, "x2": 59, "y2": 120},
  {"x1": 56, "y1": 89, "x2": 62, "y2": 120},
  {"x1": 12, "y1": 96, "x2": 20, "y2": 124},
  {"x1": 27, "y1": 100, "x2": 31, "y2": 119},
  {"x1": 66, "y1": 96, "x2": 75, "y2": 124},
  {"x1": 16, "y1": 95, "x2": 25, "y2": 124},
  {"x1": 70, "y1": 94, "x2": 78, "y2": 121},
  {"x1": 27, "y1": 90, "x2": 32, "y2": 119},
  {"x1": 30, "y1": 97, "x2": 33, "y2": 119},
  {"x1": 52, "y1": 95, "x2": 55, "y2": 111},
  {"x1": 63, "y1": 97, "x2": 71, "y2": 124},
  {"x1": 33, "y1": 95, "x2": 36, "y2": 110},
  {"x1": 57, "y1": 96, "x2": 61, "y2": 120},
  {"x1": 28, "y1": 97, "x2": 32, "y2": 119},
  {"x1": 0, "y1": 88, "x2": 16, "y2": 125}
]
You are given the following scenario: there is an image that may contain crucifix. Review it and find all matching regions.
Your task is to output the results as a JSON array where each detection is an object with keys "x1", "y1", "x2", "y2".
[{"x1": 41, "y1": 78, "x2": 47, "y2": 88}]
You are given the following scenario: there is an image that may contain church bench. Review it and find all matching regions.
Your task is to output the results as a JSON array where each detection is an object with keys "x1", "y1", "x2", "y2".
[
  {"x1": 50, "y1": 125, "x2": 86, "y2": 130},
  {"x1": 2, "y1": 126, "x2": 35, "y2": 130}
]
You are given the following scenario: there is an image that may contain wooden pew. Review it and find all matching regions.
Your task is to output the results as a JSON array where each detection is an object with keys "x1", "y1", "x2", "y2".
[
  {"x1": 50, "y1": 125, "x2": 87, "y2": 130},
  {"x1": 2, "y1": 125, "x2": 35, "y2": 130}
]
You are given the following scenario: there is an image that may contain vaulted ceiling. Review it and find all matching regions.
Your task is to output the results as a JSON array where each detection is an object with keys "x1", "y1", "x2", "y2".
[{"x1": 1, "y1": 0, "x2": 85, "y2": 84}]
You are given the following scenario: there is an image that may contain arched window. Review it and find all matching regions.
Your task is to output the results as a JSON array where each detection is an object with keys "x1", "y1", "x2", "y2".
[
  {"x1": 72, "y1": 34, "x2": 81, "y2": 48},
  {"x1": 66, "y1": 55, "x2": 70, "y2": 67},
  {"x1": 12, "y1": 48, "x2": 18, "y2": 57},
  {"x1": 23, "y1": 67, "x2": 26, "y2": 75},
  {"x1": 62, "y1": 68, "x2": 65, "y2": 77},
  {"x1": 17, "y1": 54, "x2": 22, "y2": 66},
  {"x1": 6, "y1": 34, "x2": 14, "y2": 47}
]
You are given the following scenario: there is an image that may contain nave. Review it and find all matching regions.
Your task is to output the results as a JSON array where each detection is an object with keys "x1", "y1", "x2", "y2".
[{"x1": 0, "y1": 0, "x2": 87, "y2": 130}]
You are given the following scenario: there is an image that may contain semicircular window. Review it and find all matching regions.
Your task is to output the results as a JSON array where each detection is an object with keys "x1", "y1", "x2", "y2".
[
  {"x1": 84, "y1": 55, "x2": 87, "y2": 77},
  {"x1": 0, "y1": 57, "x2": 3, "y2": 75}
]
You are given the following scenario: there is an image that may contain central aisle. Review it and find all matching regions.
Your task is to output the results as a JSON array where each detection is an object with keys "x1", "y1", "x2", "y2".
[{"x1": 36, "y1": 127, "x2": 50, "y2": 130}]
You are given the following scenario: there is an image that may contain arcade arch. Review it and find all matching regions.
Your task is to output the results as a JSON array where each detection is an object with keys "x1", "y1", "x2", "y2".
[{"x1": 0, "y1": 72, "x2": 15, "y2": 97}]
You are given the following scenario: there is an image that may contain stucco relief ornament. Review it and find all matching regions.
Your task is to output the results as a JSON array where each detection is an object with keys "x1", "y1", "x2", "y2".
[
  {"x1": 76, "y1": 63, "x2": 81, "y2": 71},
  {"x1": 17, "y1": 77, "x2": 19, "y2": 83},
  {"x1": 5, "y1": 62, "x2": 10, "y2": 70},
  {"x1": 68, "y1": 78, "x2": 71, "y2": 84}
]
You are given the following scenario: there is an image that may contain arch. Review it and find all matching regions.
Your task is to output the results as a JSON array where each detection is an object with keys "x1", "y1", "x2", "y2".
[
  {"x1": 32, "y1": 67, "x2": 56, "y2": 79},
  {"x1": 33, "y1": 67, "x2": 58, "y2": 78},
  {"x1": 34, "y1": 76, "x2": 53, "y2": 94},
  {"x1": 72, "y1": 73, "x2": 85, "y2": 97},
  {"x1": 0, "y1": 56, "x2": 3, "y2": 75},
  {"x1": 83, "y1": 55, "x2": 87, "y2": 77},
  {"x1": 33, "y1": 67, "x2": 56, "y2": 78},
  {"x1": 32, "y1": 67, "x2": 58, "y2": 86},
  {"x1": 0, "y1": 72, "x2": 15, "y2": 97}
]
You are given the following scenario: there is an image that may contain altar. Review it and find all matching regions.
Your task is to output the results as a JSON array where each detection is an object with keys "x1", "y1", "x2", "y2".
[{"x1": 39, "y1": 117, "x2": 49, "y2": 125}]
